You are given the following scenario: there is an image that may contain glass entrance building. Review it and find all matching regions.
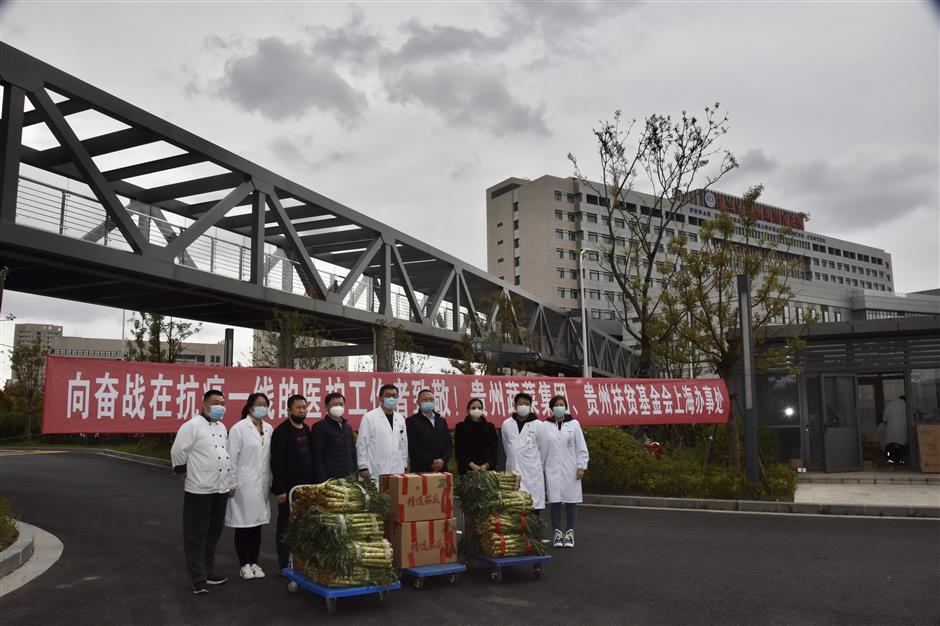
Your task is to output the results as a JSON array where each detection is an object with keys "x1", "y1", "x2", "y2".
[{"x1": 750, "y1": 317, "x2": 940, "y2": 473}]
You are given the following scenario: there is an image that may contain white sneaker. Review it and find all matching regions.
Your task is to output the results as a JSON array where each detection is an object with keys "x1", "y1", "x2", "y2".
[
  {"x1": 563, "y1": 529, "x2": 575, "y2": 548},
  {"x1": 250, "y1": 564, "x2": 265, "y2": 579},
  {"x1": 239, "y1": 564, "x2": 255, "y2": 580},
  {"x1": 552, "y1": 529, "x2": 564, "y2": 548}
]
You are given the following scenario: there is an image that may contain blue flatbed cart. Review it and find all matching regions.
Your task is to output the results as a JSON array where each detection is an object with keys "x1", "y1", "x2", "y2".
[
  {"x1": 399, "y1": 562, "x2": 467, "y2": 590},
  {"x1": 471, "y1": 554, "x2": 551, "y2": 583},
  {"x1": 283, "y1": 568, "x2": 401, "y2": 614}
]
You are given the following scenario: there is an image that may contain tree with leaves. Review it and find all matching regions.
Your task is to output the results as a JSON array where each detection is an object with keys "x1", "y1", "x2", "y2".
[
  {"x1": 126, "y1": 312, "x2": 202, "y2": 362},
  {"x1": 255, "y1": 309, "x2": 346, "y2": 370},
  {"x1": 446, "y1": 291, "x2": 535, "y2": 376},
  {"x1": 10, "y1": 338, "x2": 48, "y2": 441},
  {"x1": 373, "y1": 319, "x2": 429, "y2": 374},
  {"x1": 664, "y1": 184, "x2": 810, "y2": 471},
  {"x1": 568, "y1": 105, "x2": 738, "y2": 376}
]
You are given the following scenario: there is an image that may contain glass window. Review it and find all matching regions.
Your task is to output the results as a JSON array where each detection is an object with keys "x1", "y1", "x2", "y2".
[
  {"x1": 558, "y1": 288, "x2": 566, "y2": 298},
  {"x1": 569, "y1": 270, "x2": 578, "y2": 279},
  {"x1": 554, "y1": 191, "x2": 563, "y2": 202},
  {"x1": 568, "y1": 250, "x2": 577, "y2": 260},
  {"x1": 756, "y1": 375, "x2": 801, "y2": 427},
  {"x1": 556, "y1": 229, "x2": 564, "y2": 240},
  {"x1": 587, "y1": 213, "x2": 597, "y2": 223},
  {"x1": 557, "y1": 249, "x2": 565, "y2": 259},
  {"x1": 567, "y1": 231, "x2": 577, "y2": 241},
  {"x1": 615, "y1": 219, "x2": 625, "y2": 229},
  {"x1": 910, "y1": 369, "x2": 940, "y2": 424},
  {"x1": 567, "y1": 212, "x2": 576, "y2": 222},
  {"x1": 555, "y1": 210, "x2": 563, "y2": 220},
  {"x1": 558, "y1": 268, "x2": 566, "y2": 278}
]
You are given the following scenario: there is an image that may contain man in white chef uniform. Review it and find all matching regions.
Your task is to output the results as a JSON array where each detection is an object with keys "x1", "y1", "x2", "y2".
[
  {"x1": 357, "y1": 383, "x2": 409, "y2": 482},
  {"x1": 171, "y1": 389, "x2": 234, "y2": 595},
  {"x1": 501, "y1": 392, "x2": 549, "y2": 519}
]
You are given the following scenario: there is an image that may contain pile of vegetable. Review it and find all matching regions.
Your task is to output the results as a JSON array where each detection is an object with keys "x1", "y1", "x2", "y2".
[
  {"x1": 456, "y1": 471, "x2": 545, "y2": 558},
  {"x1": 284, "y1": 476, "x2": 398, "y2": 587}
]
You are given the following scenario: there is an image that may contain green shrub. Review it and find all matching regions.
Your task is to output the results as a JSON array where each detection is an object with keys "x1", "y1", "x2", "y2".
[
  {"x1": 0, "y1": 499, "x2": 18, "y2": 551},
  {"x1": 582, "y1": 426, "x2": 796, "y2": 502}
]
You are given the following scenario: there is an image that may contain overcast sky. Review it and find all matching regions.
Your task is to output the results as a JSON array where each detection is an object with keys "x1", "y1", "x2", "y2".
[{"x1": 1, "y1": 1, "x2": 937, "y2": 378}]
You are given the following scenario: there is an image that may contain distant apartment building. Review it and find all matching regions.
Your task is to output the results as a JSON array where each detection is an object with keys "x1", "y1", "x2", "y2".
[
  {"x1": 486, "y1": 175, "x2": 937, "y2": 349},
  {"x1": 12, "y1": 323, "x2": 225, "y2": 365}
]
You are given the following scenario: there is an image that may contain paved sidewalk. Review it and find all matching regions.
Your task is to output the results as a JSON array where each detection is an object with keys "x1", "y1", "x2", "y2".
[{"x1": 794, "y1": 482, "x2": 940, "y2": 508}]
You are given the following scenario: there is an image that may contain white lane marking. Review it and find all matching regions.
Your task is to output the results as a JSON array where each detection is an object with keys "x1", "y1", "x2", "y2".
[{"x1": 579, "y1": 502, "x2": 940, "y2": 521}]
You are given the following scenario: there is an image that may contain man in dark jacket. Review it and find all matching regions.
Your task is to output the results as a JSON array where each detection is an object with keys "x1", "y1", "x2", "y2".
[
  {"x1": 312, "y1": 392, "x2": 357, "y2": 482},
  {"x1": 269, "y1": 394, "x2": 315, "y2": 571},
  {"x1": 406, "y1": 388, "x2": 452, "y2": 473}
]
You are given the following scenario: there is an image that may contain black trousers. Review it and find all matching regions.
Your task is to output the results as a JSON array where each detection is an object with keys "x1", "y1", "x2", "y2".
[
  {"x1": 183, "y1": 492, "x2": 228, "y2": 585},
  {"x1": 276, "y1": 501, "x2": 291, "y2": 569},
  {"x1": 234, "y1": 526, "x2": 262, "y2": 566}
]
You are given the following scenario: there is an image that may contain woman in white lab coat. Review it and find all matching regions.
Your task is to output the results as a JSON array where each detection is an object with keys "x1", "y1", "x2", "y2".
[
  {"x1": 226, "y1": 392, "x2": 274, "y2": 580},
  {"x1": 500, "y1": 392, "x2": 548, "y2": 512},
  {"x1": 543, "y1": 395, "x2": 589, "y2": 549}
]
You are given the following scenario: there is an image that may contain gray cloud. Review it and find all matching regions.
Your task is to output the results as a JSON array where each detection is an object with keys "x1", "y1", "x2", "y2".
[
  {"x1": 212, "y1": 37, "x2": 367, "y2": 125},
  {"x1": 269, "y1": 136, "x2": 354, "y2": 172},
  {"x1": 307, "y1": 6, "x2": 383, "y2": 67},
  {"x1": 386, "y1": 18, "x2": 514, "y2": 66},
  {"x1": 500, "y1": 1, "x2": 636, "y2": 56},
  {"x1": 739, "y1": 148, "x2": 778, "y2": 174},
  {"x1": 386, "y1": 64, "x2": 549, "y2": 138},
  {"x1": 766, "y1": 150, "x2": 938, "y2": 231}
]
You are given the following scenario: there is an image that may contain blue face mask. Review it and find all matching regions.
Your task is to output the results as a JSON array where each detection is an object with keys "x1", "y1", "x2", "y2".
[
  {"x1": 382, "y1": 397, "x2": 398, "y2": 411},
  {"x1": 552, "y1": 406, "x2": 567, "y2": 418},
  {"x1": 420, "y1": 402, "x2": 435, "y2": 414},
  {"x1": 208, "y1": 405, "x2": 226, "y2": 421},
  {"x1": 251, "y1": 406, "x2": 268, "y2": 419}
]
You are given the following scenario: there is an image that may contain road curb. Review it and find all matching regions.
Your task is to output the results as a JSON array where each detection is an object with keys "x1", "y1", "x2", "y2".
[
  {"x1": 0, "y1": 521, "x2": 35, "y2": 578},
  {"x1": 582, "y1": 493, "x2": 940, "y2": 518}
]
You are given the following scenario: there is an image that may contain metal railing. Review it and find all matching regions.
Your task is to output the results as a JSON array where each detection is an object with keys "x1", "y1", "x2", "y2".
[{"x1": 14, "y1": 175, "x2": 460, "y2": 328}]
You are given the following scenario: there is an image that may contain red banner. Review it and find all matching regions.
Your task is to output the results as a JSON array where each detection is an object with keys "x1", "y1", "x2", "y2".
[{"x1": 41, "y1": 356, "x2": 730, "y2": 434}]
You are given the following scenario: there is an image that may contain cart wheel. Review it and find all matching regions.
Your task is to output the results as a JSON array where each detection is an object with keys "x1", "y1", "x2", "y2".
[
  {"x1": 325, "y1": 598, "x2": 337, "y2": 614},
  {"x1": 413, "y1": 577, "x2": 424, "y2": 590},
  {"x1": 287, "y1": 581, "x2": 299, "y2": 593},
  {"x1": 533, "y1": 563, "x2": 543, "y2": 579},
  {"x1": 447, "y1": 573, "x2": 457, "y2": 584},
  {"x1": 490, "y1": 568, "x2": 502, "y2": 583}
]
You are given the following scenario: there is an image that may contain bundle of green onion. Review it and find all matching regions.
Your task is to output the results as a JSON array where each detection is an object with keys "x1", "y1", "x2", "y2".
[
  {"x1": 457, "y1": 470, "x2": 544, "y2": 558},
  {"x1": 284, "y1": 475, "x2": 397, "y2": 588},
  {"x1": 291, "y1": 476, "x2": 389, "y2": 517},
  {"x1": 455, "y1": 471, "x2": 524, "y2": 515}
]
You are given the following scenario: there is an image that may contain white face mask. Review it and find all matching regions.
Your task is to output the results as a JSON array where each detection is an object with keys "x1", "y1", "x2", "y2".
[
  {"x1": 328, "y1": 405, "x2": 345, "y2": 419},
  {"x1": 515, "y1": 405, "x2": 531, "y2": 418},
  {"x1": 468, "y1": 408, "x2": 484, "y2": 420}
]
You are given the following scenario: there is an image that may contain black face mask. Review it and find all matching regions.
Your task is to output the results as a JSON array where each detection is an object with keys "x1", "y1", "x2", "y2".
[{"x1": 289, "y1": 414, "x2": 306, "y2": 425}]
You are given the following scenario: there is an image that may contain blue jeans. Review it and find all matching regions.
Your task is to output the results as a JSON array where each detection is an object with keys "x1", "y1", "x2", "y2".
[{"x1": 549, "y1": 502, "x2": 577, "y2": 531}]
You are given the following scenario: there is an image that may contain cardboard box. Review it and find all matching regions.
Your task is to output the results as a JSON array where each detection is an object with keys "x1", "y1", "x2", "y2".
[
  {"x1": 380, "y1": 472, "x2": 454, "y2": 522},
  {"x1": 387, "y1": 518, "x2": 458, "y2": 568},
  {"x1": 916, "y1": 424, "x2": 940, "y2": 473}
]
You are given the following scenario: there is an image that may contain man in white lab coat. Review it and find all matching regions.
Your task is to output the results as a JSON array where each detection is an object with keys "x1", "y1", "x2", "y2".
[
  {"x1": 883, "y1": 395, "x2": 909, "y2": 465},
  {"x1": 501, "y1": 392, "x2": 548, "y2": 513},
  {"x1": 170, "y1": 389, "x2": 234, "y2": 595},
  {"x1": 357, "y1": 383, "x2": 408, "y2": 481}
]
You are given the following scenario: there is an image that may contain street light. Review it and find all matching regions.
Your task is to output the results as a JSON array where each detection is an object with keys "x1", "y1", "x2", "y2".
[{"x1": 577, "y1": 248, "x2": 591, "y2": 378}]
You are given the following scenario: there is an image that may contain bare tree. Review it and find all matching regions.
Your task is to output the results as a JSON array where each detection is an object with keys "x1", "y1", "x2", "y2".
[
  {"x1": 126, "y1": 312, "x2": 202, "y2": 362},
  {"x1": 568, "y1": 106, "x2": 738, "y2": 376}
]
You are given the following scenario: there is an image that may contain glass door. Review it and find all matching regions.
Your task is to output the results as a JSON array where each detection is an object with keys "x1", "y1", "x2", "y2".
[{"x1": 822, "y1": 375, "x2": 862, "y2": 472}]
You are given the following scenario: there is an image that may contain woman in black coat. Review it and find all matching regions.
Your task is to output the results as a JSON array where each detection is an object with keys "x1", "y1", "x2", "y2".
[{"x1": 454, "y1": 398, "x2": 498, "y2": 475}]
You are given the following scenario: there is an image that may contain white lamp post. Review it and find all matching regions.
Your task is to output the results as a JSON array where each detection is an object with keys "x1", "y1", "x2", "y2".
[{"x1": 578, "y1": 248, "x2": 591, "y2": 378}]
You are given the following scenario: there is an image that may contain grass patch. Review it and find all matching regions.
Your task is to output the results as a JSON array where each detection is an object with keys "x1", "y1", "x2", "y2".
[{"x1": 0, "y1": 499, "x2": 18, "y2": 551}]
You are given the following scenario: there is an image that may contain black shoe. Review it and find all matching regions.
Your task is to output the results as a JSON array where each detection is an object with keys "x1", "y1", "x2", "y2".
[
  {"x1": 193, "y1": 583, "x2": 209, "y2": 595},
  {"x1": 206, "y1": 575, "x2": 228, "y2": 586}
]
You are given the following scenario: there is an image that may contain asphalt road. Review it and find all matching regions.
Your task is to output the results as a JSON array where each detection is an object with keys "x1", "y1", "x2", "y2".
[{"x1": 1, "y1": 450, "x2": 938, "y2": 626}]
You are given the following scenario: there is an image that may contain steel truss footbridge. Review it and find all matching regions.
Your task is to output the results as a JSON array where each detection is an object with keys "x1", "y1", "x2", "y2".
[{"x1": 0, "y1": 44, "x2": 632, "y2": 377}]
